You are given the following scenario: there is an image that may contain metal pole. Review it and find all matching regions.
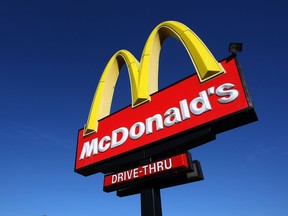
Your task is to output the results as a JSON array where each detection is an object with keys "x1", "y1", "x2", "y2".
[{"x1": 141, "y1": 187, "x2": 162, "y2": 216}]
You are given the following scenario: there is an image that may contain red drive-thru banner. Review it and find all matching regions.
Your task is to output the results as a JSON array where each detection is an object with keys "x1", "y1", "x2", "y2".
[{"x1": 103, "y1": 153, "x2": 190, "y2": 192}]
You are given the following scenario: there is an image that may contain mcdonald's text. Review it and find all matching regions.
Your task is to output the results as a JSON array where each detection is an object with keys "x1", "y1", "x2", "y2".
[{"x1": 79, "y1": 82, "x2": 238, "y2": 160}]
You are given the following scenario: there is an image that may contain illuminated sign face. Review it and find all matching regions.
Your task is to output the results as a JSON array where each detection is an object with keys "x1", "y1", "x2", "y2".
[
  {"x1": 103, "y1": 153, "x2": 191, "y2": 192},
  {"x1": 75, "y1": 21, "x2": 257, "y2": 176}
]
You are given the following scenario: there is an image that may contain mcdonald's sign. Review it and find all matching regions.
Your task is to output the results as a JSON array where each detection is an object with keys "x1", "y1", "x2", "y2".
[{"x1": 75, "y1": 21, "x2": 257, "y2": 176}]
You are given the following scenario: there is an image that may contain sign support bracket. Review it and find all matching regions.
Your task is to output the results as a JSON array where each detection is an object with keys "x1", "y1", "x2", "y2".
[{"x1": 141, "y1": 187, "x2": 162, "y2": 216}]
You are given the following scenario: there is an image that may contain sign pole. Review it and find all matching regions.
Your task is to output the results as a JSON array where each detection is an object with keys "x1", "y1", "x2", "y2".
[
  {"x1": 140, "y1": 156, "x2": 162, "y2": 216},
  {"x1": 141, "y1": 188, "x2": 162, "y2": 216}
]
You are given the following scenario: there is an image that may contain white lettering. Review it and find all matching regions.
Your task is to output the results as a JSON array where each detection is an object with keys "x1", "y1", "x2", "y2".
[
  {"x1": 146, "y1": 114, "x2": 164, "y2": 134},
  {"x1": 141, "y1": 159, "x2": 173, "y2": 175},
  {"x1": 130, "y1": 122, "x2": 145, "y2": 139},
  {"x1": 126, "y1": 169, "x2": 133, "y2": 180},
  {"x1": 98, "y1": 136, "x2": 111, "y2": 152},
  {"x1": 80, "y1": 82, "x2": 241, "y2": 160},
  {"x1": 216, "y1": 83, "x2": 239, "y2": 103},
  {"x1": 164, "y1": 158, "x2": 172, "y2": 169},
  {"x1": 190, "y1": 90, "x2": 212, "y2": 115},
  {"x1": 133, "y1": 168, "x2": 139, "y2": 178},
  {"x1": 149, "y1": 163, "x2": 157, "y2": 174},
  {"x1": 112, "y1": 174, "x2": 118, "y2": 184},
  {"x1": 164, "y1": 107, "x2": 182, "y2": 127},
  {"x1": 142, "y1": 165, "x2": 148, "y2": 175},
  {"x1": 111, "y1": 127, "x2": 128, "y2": 148},
  {"x1": 157, "y1": 161, "x2": 164, "y2": 171},
  {"x1": 118, "y1": 172, "x2": 124, "y2": 182},
  {"x1": 110, "y1": 168, "x2": 140, "y2": 184},
  {"x1": 79, "y1": 138, "x2": 98, "y2": 160},
  {"x1": 179, "y1": 99, "x2": 191, "y2": 120}
]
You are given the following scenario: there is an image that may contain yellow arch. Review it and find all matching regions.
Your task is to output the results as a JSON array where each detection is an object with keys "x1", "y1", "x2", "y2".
[
  {"x1": 84, "y1": 50, "x2": 141, "y2": 136},
  {"x1": 138, "y1": 21, "x2": 224, "y2": 96},
  {"x1": 84, "y1": 21, "x2": 224, "y2": 136}
]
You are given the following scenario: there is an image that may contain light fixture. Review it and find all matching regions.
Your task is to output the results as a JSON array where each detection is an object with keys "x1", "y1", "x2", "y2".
[{"x1": 229, "y1": 42, "x2": 243, "y2": 53}]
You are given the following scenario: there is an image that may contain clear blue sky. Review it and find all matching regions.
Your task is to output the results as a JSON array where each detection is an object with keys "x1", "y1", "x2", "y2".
[{"x1": 1, "y1": 0, "x2": 287, "y2": 215}]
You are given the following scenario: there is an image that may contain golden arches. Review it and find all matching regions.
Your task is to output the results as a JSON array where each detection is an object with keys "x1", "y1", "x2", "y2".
[
  {"x1": 84, "y1": 21, "x2": 224, "y2": 136},
  {"x1": 84, "y1": 50, "x2": 142, "y2": 136}
]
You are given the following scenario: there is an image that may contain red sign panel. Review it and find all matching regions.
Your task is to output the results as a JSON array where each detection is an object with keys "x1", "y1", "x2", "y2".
[
  {"x1": 103, "y1": 153, "x2": 190, "y2": 192},
  {"x1": 75, "y1": 56, "x2": 256, "y2": 176}
]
